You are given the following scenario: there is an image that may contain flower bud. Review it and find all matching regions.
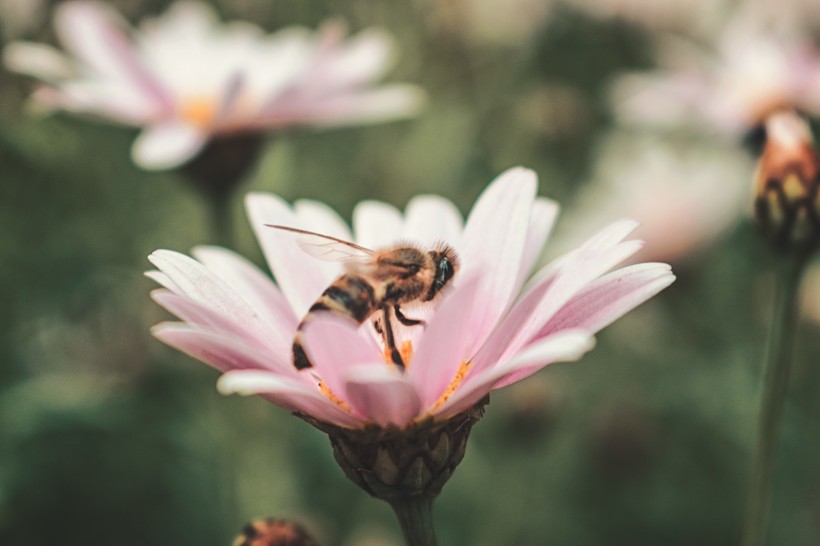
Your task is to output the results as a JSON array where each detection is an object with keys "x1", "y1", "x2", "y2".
[
  {"x1": 300, "y1": 397, "x2": 488, "y2": 503},
  {"x1": 754, "y1": 110, "x2": 820, "y2": 253},
  {"x1": 232, "y1": 517, "x2": 318, "y2": 546}
]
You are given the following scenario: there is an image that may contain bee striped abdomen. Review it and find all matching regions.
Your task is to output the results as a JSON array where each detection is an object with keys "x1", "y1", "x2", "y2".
[{"x1": 292, "y1": 274, "x2": 379, "y2": 369}]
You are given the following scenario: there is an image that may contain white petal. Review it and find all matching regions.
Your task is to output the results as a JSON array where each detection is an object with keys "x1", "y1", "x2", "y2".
[
  {"x1": 353, "y1": 200, "x2": 403, "y2": 249},
  {"x1": 515, "y1": 197, "x2": 559, "y2": 292},
  {"x1": 401, "y1": 195, "x2": 464, "y2": 248},
  {"x1": 459, "y1": 167, "x2": 537, "y2": 351},
  {"x1": 132, "y1": 122, "x2": 208, "y2": 170},
  {"x1": 245, "y1": 192, "x2": 343, "y2": 317}
]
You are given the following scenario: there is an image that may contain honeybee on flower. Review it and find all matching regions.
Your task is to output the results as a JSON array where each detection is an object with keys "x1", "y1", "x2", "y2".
[{"x1": 147, "y1": 168, "x2": 674, "y2": 503}]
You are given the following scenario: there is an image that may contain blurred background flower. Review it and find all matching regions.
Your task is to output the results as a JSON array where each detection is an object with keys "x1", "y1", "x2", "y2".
[
  {"x1": 4, "y1": 1, "x2": 424, "y2": 171},
  {"x1": 4, "y1": 1, "x2": 820, "y2": 546}
]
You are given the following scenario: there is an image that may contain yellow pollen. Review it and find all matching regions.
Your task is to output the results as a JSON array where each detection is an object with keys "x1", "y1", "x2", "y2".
[
  {"x1": 319, "y1": 381, "x2": 351, "y2": 412},
  {"x1": 179, "y1": 97, "x2": 217, "y2": 128},
  {"x1": 383, "y1": 340, "x2": 415, "y2": 370},
  {"x1": 432, "y1": 360, "x2": 471, "y2": 411}
]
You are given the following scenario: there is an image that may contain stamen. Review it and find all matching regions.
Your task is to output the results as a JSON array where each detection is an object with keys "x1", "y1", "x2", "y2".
[
  {"x1": 432, "y1": 361, "x2": 471, "y2": 411},
  {"x1": 318, "y1": 381, "x2": 352, "y2": 412},
  {"x1": 382, "y1": 340, "x2": 415, "y2": 370},
  {"x1": 180, "y1": 97, "x2": 217, "y2": 128}
]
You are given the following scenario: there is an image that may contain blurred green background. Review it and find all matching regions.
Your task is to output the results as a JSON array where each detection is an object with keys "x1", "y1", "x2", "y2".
[{"x1": 2, "y1": 1, "x2": 820, "y2": 545}]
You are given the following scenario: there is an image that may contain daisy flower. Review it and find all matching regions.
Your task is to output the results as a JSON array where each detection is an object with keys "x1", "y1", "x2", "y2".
[
  {"x1": 4, "y1": 1, "x2": 425, "y2": 170},
  {"x1": 147, "y1": 167, "x2": 674, "y2": 507},
  {"x1": 553, "y1": 131, "x2": 753, "y2": 263},
  {"x1": 610, "y1": 15, "x2": 820, "y2": 137}
]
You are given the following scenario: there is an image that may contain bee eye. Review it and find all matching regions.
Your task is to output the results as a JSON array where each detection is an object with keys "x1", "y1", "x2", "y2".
[{"x1": 437, "y1": 258, "x2": 454, "y2": 287}]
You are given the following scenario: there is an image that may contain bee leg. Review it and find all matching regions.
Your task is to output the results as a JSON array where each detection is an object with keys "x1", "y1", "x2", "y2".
[
  {"x1": 394, "y1": 305, "x2": 425, "y2": 327},
  {"x1": 382, "y1": 305, "x2": 405, "y2": 370}
]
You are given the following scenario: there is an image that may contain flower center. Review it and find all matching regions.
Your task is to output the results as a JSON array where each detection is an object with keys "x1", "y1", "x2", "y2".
[
  {"x1": 432, "y1": 361, "x2": 471, "y2": 411},
  {"x1": 179, "y1": 97, "x2": 217, "y2": 129},
  {"x1": 383, "y1": 340, "x2": 414, "y2": 370}
]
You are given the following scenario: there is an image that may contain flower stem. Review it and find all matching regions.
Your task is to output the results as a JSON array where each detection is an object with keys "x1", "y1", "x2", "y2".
[
  {"x1": 389, "y1": 497, "x2": 439, "y2": 546},
  {"x1": 742, "y1": 253, "x2": 807, "y2": 546},
  {"x1": 207, "y1": 192, "x2": 234, "y2": 248}
]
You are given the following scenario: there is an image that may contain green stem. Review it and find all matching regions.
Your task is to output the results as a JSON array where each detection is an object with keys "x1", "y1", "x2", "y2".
[
  {"x1": 742, "y1": 254, "x2": 807, "y2": 546},
  {"x1": 207, "y1": 192, "x2": 234, "y2": 249},
  {"x1": 389, "y1": 497, "x2": 439, "y2": 546}
]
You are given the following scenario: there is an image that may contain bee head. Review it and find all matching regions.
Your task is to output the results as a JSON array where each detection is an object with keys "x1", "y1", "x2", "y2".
[{"x1": 424, "y1": 245, "x2": 459, "y2": 301}]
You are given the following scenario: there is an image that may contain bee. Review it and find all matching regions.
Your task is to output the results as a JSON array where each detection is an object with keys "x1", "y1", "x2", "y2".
[{"x1": 268, "y1": 225, "x2": 459, "y2": 370}]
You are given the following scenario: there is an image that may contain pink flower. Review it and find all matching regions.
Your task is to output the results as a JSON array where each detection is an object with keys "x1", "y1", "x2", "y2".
[
  {"x1": 4, "y1": 1, "x2": 424, "y2": 170},
  {"x1": 148, "y1": 167, "x2": 674, "y2": 430},
  {"x1": 552, "y1": 131, "x2": 753, "y2": 263},
  {"x1": 610, "y1": 15, "x2": 820, "y2": 136}
]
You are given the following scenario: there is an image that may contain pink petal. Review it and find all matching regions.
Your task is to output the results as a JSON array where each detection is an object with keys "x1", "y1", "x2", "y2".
[
  {"x1": 191, "y1": 246, "x2": 298, "y2": 337},
  {"x1": 132, "y1": 121, "x2": 208, "y2": 170},
  {"x1": 539, "y1": 263, "x2": 675, "y2": 336},
  {"x1": 353, "y1": 200, "x2": 404, "y2": 248},
  {"x1": 473, "y1": 222, "x2": 643, "y2": 374},
  {"x1": 151, "y1": 289, "x2": 275, "y2": 351},
  {"x1": 152, "y1": 323, "x2": 291, "y2": 374},
  {"x1": 407, "y1": 275, "x2": 483, "y2": 409},
  {"x1": 401, "y1": 195, "x2": 464, "y2": 248},
  {"x1": 437, "y1": 330, "x2": 595, "y2": 420},
  {"x1": 515, "y1": 197, "x2": 559, "y2": 292},
  {"x1": 217, "y1": 370, "x2": 362, "y2": 428},
  {"x1": 459, "y1": 167, "x2": 537, "y2": 351},
  {"x1": 55, "y1": 1, "x2": 171, "y2": 112},
  {"x1": 344, "y1": 365, "x2": 421, "y2": 427},
  {"x1": 490, "y1": 330, "x2": 596, "y2": 390},
  {"x1": 269, "y1": 85, "x2": 425, "y2": 128},
  {"x1": 245, "y1": 192, "x2": 343, "y2": 317},
  {"x1": 293, "y1": 199, "x2": 353, "y2": 240},
  {"x1": 148, "y1": 250, "x2": 274, "y2": 342},
  {"x1": 300, "y1": 315, "x2": 384, "y2": 404}
]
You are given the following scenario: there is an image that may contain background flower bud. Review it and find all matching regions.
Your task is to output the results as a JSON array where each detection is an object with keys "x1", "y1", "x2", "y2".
[{"x1": 754, "y1": 110, "x2": 820, "y2": 252}]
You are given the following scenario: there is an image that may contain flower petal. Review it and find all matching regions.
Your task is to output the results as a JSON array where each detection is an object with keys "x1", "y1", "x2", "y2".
[
  {"x1": 191, "y1": 246, "x2": 297, "y2": 336},
  {"x1": 344, "y1": 365, "x2": 421, "y2": 427},
  {"x1": 473, "y1": 222, "x2": 643, "y2": 373},
  {"x1": 437, "y1": 330, "x2": 595, "y2": 420},
  {"x1": 217, "y1": 370, "x2": 361, "y2": 428},
  {"x1": 353, "y1": 199, "x2": 404, "y2": 249},
  {"x1": 401, "y1": 195, "x2": 464, "y2": 249},
  {"x1": 148, "y1": 249, "x2": 274, "y2": 342},
  {"x1": 152, "y1": 322, "x2": 291, "y2": 374},
  {"x1": 539, "y1": 263, "x2": 675, "y2": 336},
  {"x1": 245, "y1": 192, "x2": 343, "y2": 317},
  {"x1": 55, "y1": 1, "x2": 171, "y2": 111},
  {"x1": 151, "y1": 289, "x2": 272, "y2": 351},
  {"x1": 293, "y1": 199, "x2": 353, "y2": 240},
  {"x1": 300, "y1": 315, "x2": 384, "y2": 402},
  {"x1": 459, "y1": 167, "x2": 537, "y2": 350},
  {"x1": 407, "y1": 275, "x2": 482, "y2": 410},
  {"x1": 132, "y1": 121, "x2": 208, "y2": 169},
  {"x1": 515, "y1": 197, "x2": 559, "y2": 292},
  {"x1": 4, "y1": 42, "x2": 75, "y2": 81}
]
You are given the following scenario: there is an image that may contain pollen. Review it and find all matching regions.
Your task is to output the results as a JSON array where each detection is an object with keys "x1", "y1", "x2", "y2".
[
  {"x1": 179, "y1": 97, "x2": 217, "y2": 128},
  {"x1": 382, "y1": 340, "x2": 415, "y2": 370},
  {"x1": 432, "y1": 360, "x2": 471, "y2": 411},
  {"x1": 318, "y1": 381, "x2": 352, "y2": 412}
]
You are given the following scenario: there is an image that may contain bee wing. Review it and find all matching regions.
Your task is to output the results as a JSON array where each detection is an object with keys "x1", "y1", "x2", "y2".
[{"x1": 266, "y1": 225, "x2": 374, "y2": 263}]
